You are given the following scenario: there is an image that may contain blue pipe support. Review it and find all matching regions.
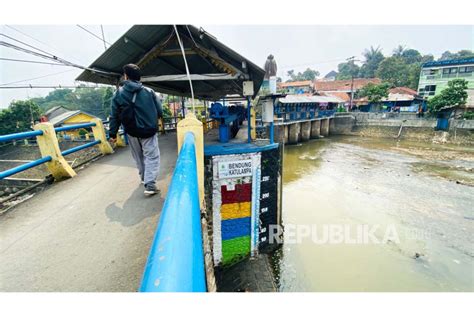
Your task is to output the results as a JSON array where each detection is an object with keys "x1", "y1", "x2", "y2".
[
  {"x1": 0, "y1": 156, "x2": 52, "y2": 179},
  {"x1": 0, "y1": 130, "x2": 43, "y2": 143},
  {"x1": 140, "y1": 131, "x2": 205, "y2": 292},
  {"x1": 55, "y1": 122, "x2": 96, "y2": 132},
  {"x1": 247, "y1": 96, "x2": 251, "y2": 143},
  {"x1": 61, "y1": 140, "x2": 101, "y2": 156}
]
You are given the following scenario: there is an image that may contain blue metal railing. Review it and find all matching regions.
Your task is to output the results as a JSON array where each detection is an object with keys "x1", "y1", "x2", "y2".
[
  {"x1": 55, "y1": 122, "x2": 96, "y2": 132},
  {"x1": 140, "y1": 131, "x2": 205, "y2": 292},
  {"x1": 0, "y1": 122, "x2": 102, "y2": 180},
  {"x1": 61, "y1": 140, "x2": 101, "y2": 156},
  {"x1": 0, "y1": 156, "x2": 52, "y2": 179}
]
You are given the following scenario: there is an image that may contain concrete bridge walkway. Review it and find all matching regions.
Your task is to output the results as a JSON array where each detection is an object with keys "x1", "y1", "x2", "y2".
[{"x1": 0, "y1": 133, "x2": 177, "y2": 291}]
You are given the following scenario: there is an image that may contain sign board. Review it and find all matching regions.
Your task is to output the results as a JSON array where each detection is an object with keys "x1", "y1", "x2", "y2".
[
  {"x1": 218, "y1": 159, "x2": 253, "y2": 179},
  {"x1": 243, "y1": 81, "x2": 254, "y2": 96}
]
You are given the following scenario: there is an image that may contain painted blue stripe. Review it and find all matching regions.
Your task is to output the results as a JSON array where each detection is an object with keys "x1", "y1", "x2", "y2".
[{"x1": 221, "y1": 217, "x2": 251, "y2": 240}]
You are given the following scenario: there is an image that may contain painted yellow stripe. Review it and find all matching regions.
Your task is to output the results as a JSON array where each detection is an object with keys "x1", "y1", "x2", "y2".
[{"x1": 221, "y1": 202, "x2": 251, "y2": 220}]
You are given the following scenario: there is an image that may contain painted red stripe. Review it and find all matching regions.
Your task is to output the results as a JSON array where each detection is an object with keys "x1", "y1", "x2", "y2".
[{"x1": 221, "y1": 183, "x2": 252, "y2": 204}]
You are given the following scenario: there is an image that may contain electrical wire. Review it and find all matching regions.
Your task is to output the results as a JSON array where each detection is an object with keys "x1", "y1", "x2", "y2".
[
  {"x1": 0, "y1": 85, "x2": 102, "y2": 89},
  {"x1": 76, "y1": 25, "x2": 112, "y2": 47},
  {"x1": 173, "y1": 25, "x2": 195, "y2": 111},
  {"x1": 100, "y1": 25, "x2": 107, "y2": 51},
  {"x1": 0, "y1": 69, "x2": 76, "y2": 86},
  {"x1": 0, "y1": 57, "x2": 68, "y2": 66},
  {"x1": 0, "y1": 40, "x2": 120, "y2": 77},
  {"x1": 4, "y1": 25, "x2": 84, "y2": 64}
]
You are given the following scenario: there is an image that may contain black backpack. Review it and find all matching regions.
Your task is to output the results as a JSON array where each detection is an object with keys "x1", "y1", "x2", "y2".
[{"x1": 119, "y1": 88, "x2": 157, "y2": 138}]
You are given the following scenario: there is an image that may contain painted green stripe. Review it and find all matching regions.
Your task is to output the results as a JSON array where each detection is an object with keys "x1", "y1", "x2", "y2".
[{"x1": 222, "y1": 236, "x2": 251, "y2": 265}]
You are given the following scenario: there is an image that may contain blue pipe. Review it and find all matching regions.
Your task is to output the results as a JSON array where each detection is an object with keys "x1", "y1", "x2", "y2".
[
  {"x1": 247, "y1": 96, "x2": 251, "y2": 143},
  {"x1": 140, "y1": 131, "x2": 205, "y2": 292},
  {"x1": 55, "y1": 122, "x2": 96, "y2": 132},
  {"x1": 0, "y1": 130, "x2": 43, "y2": 143},
  {"x1": 61, "y1": 140, "x2": 101, "y2": 156},
  {"x1": 0, "y1": 156, "x2": 52, "y2": 179}
]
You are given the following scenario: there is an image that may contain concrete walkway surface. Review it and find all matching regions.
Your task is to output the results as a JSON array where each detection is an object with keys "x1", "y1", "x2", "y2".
[{"x1": 0, "y1": 133, "x2": 177, "y2": 291}]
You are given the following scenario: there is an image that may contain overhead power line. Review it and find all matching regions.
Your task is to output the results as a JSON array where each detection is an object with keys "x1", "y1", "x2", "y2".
[
  {"x1": 100, "y1": 25, "x2": 107, "y2": 51},
  {"x1": 4, "y1": 25, "x2": 81, "y2": 63},
  {"x1": 0, "y1": 85, "x2": 104, "y2": 89},
  {"x1": 76, "y1": 25, "x2": 112, "y2": 47},
  {"x1": 0, "y1": 40, "x2": 120, "y2": 77},
  {"x1": 0, "y1": 57, "x2": 68, "y2": 66},
  {"x1": 0, "y1": 69, "x2": 76, "y2": 86}
]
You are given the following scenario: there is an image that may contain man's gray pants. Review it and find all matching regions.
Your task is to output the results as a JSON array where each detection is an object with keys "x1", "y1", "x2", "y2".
[{"x1": 127, "y1": 134, "x2": 160, "y2": 186}]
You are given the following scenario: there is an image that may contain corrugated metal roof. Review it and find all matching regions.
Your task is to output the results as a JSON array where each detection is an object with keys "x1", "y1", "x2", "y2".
[
  {"x1": 278, "y1": 95, "x2": 343, "y2": 104},
  {"x1": 48, "y1": 110, "x2": 97, "y2": 126},
  {"x1": 76, "y1": 25, "x2": 265, "y2": 100},
  {"x1": 49, "y1": 110, "x2": 81, "y2": 126}
]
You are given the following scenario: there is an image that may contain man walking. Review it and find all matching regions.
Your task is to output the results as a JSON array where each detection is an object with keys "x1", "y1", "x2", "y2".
[{"x1": 108, "y1": 64, "x2": 163, "y2": 196}]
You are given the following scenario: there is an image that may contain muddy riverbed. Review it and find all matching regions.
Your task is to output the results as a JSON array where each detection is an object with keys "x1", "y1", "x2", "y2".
[{"x1": 272, "y1": 136, "x2": 474, "y2": 291}]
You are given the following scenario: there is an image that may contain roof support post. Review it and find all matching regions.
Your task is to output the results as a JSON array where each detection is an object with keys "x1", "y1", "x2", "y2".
[{"x1": 34, "y1": 122, "x2": 77, "y2": 180}]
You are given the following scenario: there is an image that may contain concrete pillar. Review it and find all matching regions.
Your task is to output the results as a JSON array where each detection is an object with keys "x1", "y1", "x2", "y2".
[
  {"x1": 300, "y1": 121, "x2": 311, "y2": 142},
  {"x1": 90, "y1": 118, "x2": 114, "y2": 155},
  {"x1": 34, "y1": 122, "x2": 77, "y2": 180},
  {"x1": 288, "y1": 122, "x2": 300, "y2": 144},
  {"x1": 311, "y1": 120, "x2": 321, "y2": 138},
  {"x1": 329, "y1": 118, "x2": 336, "y2": 135},
  {"x1": 283, "y1": 125, "x2": 289, "y2": 144},
  {"x1": 321, "y1": 118, "x2": 329, "y2": 137}
]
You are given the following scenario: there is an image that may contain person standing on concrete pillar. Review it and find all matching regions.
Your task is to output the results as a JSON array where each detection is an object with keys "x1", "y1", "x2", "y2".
[{"x1": 108, "y1": 64, "x2": 163, "y2": 196}]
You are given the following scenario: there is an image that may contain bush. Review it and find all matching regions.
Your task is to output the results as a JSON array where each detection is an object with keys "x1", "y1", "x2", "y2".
[{"x1": 462, "y1": 111, "x2": 474, "y2": 120}]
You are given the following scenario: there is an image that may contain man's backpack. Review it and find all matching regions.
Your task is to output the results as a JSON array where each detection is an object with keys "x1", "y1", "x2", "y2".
[{"x1": 119, "y1": 88, "x2": 157, "y2": 138}]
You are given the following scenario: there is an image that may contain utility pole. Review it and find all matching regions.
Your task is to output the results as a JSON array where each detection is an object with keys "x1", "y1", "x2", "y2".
[{"x1": 346, "y1": 56, "x2": 360, "y2": 112}]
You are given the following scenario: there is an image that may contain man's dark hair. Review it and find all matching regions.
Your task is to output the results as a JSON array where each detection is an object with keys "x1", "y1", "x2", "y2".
[{"x1": 123, "y1": 64, "x2": 141, "y2": 81}]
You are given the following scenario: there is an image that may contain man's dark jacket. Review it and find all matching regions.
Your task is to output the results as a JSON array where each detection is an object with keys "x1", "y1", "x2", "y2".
[{"x1": 109, "y1": 80, "x2": 163, "y2": 138}]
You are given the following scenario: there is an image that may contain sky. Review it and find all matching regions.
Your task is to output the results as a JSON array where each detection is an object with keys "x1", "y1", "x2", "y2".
[{"x1": 1, "y1": 25, "x2": 473, "y2": 108}]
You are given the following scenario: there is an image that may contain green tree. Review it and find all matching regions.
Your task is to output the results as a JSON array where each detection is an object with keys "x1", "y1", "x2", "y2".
[
  {"x1": 358, "y1": 82, "x2": 390, "y2": 105},
  {"x1": 0, "y1": 100, "x2": 41, "y2": 135},
  {"x1": 392, "y1": 45, "x2": 406, "y2": 57},
  {"x1": 300, "y1": 68, "x2": 320, "y2": 80},
  {"x1": 455, "y1": 50, "x2": 474, "y2": 59},
  {"x1": 286, "y1": 68, "x2": 320, "y2": 81},
  {"x1": 102, "y1": 87, "x2": 115, "y2": 119},
  {"x1": 360, "y1": 46, "x2": 384, "y2": 78},
  {"x1": 336, "y1": 60, "x2": 360, "y2": 80},
  {"x1": 421, "y1": 54, "x2": 434, "y2": 63},
  {"x1": 439, "y1": 50, "x2": 474, "y2": 61},
  {"x1": 376, "y1": 57, "x2": 409, "y2": 87},
  {"x1": 401, "y1": 49, "x2": 422, "y2": 64},
  {"x1": 428, "y1": 79, "x2": 468, "y2": 113}
]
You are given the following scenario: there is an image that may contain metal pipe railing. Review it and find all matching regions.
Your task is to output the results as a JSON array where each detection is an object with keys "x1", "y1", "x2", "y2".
[
  {"x1": 61, "y1": 140, "x2": 101, "y2": 156},
  {"x1": 140, "y1": 131, "x2": 205, "y2": 292},
  {"x1": 0, "y1": 130, "x2": 43, "y2": 143},
  {"x1": 55, "y1": 122, "x2": 96, "y2": 132},
  {"x1": 0, "y1": 120, "x2": 107, "y2": 180},
  {"x1": 0, "y1": 156, "x2": 52, "y2": 179}
]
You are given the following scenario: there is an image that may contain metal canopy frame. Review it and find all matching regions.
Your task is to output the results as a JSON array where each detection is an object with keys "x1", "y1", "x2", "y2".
[{"x1": 76, "y1": 25, "x2": 265, "y2": 101}]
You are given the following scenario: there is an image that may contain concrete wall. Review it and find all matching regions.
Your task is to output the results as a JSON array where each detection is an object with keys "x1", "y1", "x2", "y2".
[{"x1": 330, "y1": 115, "x2": 355, "y2": 135}]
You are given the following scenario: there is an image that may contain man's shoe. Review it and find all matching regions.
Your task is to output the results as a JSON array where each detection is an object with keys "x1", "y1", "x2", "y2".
[{"x1": 144, "y1": 183, "x2": 159, "y2": 196}]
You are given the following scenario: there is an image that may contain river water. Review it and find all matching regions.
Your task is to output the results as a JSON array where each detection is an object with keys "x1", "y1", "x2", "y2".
[{"x1": 272, "y1": 136, "x2": 474, "y2": 291}]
